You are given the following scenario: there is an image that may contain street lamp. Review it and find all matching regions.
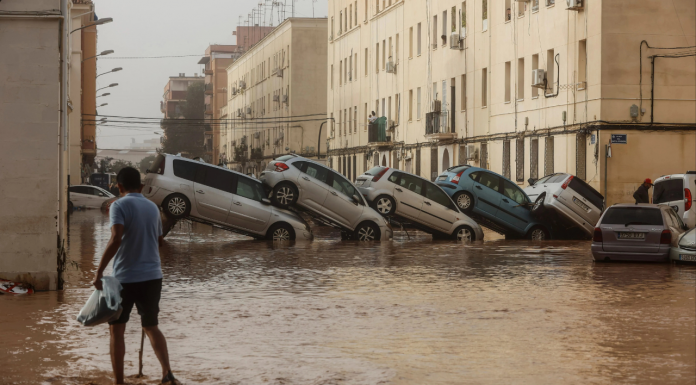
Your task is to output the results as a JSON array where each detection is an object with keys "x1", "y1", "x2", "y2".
[
  {"x1": 96, "y1": 83, "x2": 118, "y2": 92},
  {"x1": 70, "y1": 17, "x2": 113, "y2": 34},
  {"x1": 96, "y1": 67, "x2": 122, "y2": 78},
  {"x1": 97, "y1": 93, "x2": 110, "y2": 98},
  {"x1": 83, "y1": 50, "x2": 114, "y2": 62}
]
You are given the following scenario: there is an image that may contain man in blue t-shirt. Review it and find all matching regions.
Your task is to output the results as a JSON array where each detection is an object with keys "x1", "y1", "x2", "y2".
[{"x1": 93, "y1": 167, "x2": 179, "y2": 385}]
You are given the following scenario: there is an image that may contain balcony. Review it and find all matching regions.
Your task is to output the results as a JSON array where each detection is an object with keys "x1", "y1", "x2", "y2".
[
  {"x1": 425, "y1": 111, "x2": 456, "y2": 140},
  {"x1": 204, "y1": 103, "x2": 213, "y2": 115},
  {"x1": 367, "y1": 120, "x2": 392, "y2": 147},
  {"x1": 204, "y1": 83, "x2": 213, "y2": 95}
]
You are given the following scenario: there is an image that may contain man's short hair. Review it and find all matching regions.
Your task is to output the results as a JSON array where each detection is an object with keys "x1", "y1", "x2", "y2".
[
  {"x1": 371, "y1": 111, "x2": 376, "y2": 115},
  {"x1": 117, "y1": 167, "x2": 141, "y2": 190}
]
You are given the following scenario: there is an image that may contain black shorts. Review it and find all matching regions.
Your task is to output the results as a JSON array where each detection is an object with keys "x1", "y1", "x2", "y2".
[{"x1": 109, "y1": 278, "x2": 162, "y2": 327}]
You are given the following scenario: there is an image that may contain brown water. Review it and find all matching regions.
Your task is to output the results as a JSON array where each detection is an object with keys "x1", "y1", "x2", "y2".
[{"x1": 1, "y1": 211, "x2": 695, "y2": 384}]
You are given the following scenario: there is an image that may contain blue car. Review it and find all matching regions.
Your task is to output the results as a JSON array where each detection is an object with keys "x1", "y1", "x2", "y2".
[{"x1": 435, "y1": 165, "x2": 552, "y2": 240}]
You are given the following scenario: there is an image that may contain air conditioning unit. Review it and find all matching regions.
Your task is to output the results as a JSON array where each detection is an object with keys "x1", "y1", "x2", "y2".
[
  {"x1": 531, "y1": 69, "x2": 546, "y2": 88},
  {"x1": 276, "y1": 69, "x2": 283, "y2": 78},
  {"x1": 282, "y1": 95, "x2": 289, "y2": 104},
  {"x1": 566, "y1": 0, "x2": 583, "y2": 10},
  {"x1": 236, "y1": 109, "x2": 242, "y2": 117},
  {"x1": 433, "y1": 99, "x2": 442, "y2": 112},
  {"x1": 404, "y1": 151, "x2": 412, "y2": 160},
  {"x1": 246, "y1": 107, "x2": 252, "y2": 114},
  {"x1": 386, "y1": 61, "x2": 396, "y2": 74},
  {"x1": 466, "y1": 144, "x2": 479, "y2": 161},
  {"x1": 231, "y1": 87, "x2": 237, "y2": 95},
  {"x1": 273, "y1": 95, "x2": 280, "y2": 102},
  {"x1": 450, "y1": 33, "x2": 463, "y2": 49},
  {"x1": 239, "y1": 81, "x2": 246, "y2": 89},
  {"x1": 396, "y1": 151, "x2": 402, "y2": 160},
  {"x1": 254, "y1": 132, "x2": 260, "y2": 138},
  {"x1": 388, "y1": 119, "x2": 395, "y2": 128}
]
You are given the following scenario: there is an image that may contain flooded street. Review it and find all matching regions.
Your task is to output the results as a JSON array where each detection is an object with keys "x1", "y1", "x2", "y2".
[{"x1": 1, "y1": 210, "x2": 695, "y2": 384}]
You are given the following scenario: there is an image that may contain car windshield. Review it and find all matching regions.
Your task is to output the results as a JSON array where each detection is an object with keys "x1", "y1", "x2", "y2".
[
  {"x1": 601, "y1": 207, "x2": 664, "y2": 226},
  {"x1": 364, "y1": 166, "x2": 387, "y2": 176},
  {"x1": 547, "y1": 173, "x2": 571, "y2": 184},
  {"x1": 534, "y1": 174, "x2": 554, "y2": 185},
  {"x1": 653, "y1": 179, "x2": 684, "y2": 204}
]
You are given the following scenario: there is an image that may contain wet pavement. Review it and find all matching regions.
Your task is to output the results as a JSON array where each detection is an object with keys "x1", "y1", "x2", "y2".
[{"x1": 1, "y1": 210, "x2": 695, "y2": 384}]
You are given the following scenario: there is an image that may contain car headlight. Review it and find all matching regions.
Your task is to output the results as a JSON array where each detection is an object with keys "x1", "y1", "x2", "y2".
[{"x1": 679, "y1": 231, "x2": 696, "y2": 248}]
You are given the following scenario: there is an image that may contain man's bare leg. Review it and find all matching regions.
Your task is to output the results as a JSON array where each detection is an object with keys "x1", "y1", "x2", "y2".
[
  {"x1": 143, "y1": 325, "x2": 171, "y2": 378},
  {"x1": 109, "y1": 324, "x2": 127, "y2": 384}
]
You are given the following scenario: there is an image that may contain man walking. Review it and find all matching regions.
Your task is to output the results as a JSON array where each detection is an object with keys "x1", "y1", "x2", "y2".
[
  {"x1": 92, "y1": 167, "x2": 179, "y2": 385},
  {"x1": 633, "y1": 178, "x2": 653, "y2": 204}
]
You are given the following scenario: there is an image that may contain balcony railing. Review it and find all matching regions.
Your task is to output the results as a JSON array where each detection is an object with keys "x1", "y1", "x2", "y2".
[
  {"x1": 425, "y1": 111, "x2": 450, "y2": 135},
  {"x1": 368, "y1": 121, "x2": 391, "y2": 144}
]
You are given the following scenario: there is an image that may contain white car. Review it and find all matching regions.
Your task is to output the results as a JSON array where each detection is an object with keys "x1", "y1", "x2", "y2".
[
  {"x1": 69, "y1": 185, "x2": 115, "y2": 209},
  {"x1": 671, "y1": 227, "x2": 696, "y2": 263},
  {"x1": 653, "y1": 172, "x2": 696, "y2": 229}
]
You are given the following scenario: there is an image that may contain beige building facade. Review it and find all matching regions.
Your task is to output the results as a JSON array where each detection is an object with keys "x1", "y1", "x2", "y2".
[
  {"x1": 222, "y1": 18, "x2": 328, "y2": 176},
  {"x1": 327, "y1": 0, "x2": 695, "y2": 205}
]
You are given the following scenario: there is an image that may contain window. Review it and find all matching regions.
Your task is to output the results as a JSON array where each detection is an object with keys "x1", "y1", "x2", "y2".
[
  {"x1": 349, "y1": 4, "x2": 353, "y2": 27},
  {"x1": 517, "y1": 58, "x2": 524, "y2": 100},
  {"x1": 415, "y1": 148, "x2": 421, "y2": 176},
  {"x1": 442, "y1": 11, "x2": 447, "y2": 45},
  {"x1": 364, "y1": 48, "x2": 368, "y2": 76},
  {"x1": 546, "y1": 0, "x2": 555, "y2": 6},
  {"x1": 355, "y1": 1, "x2": 358, "y2": 23},
  {"x1": 331, "y1": 172, "x2": 357, "y2": 198},
  {"x1": 503, "y1": 140, "x2": 511, "y2": 179},
  {"x1": 462, "y1": 1, "x2": 467, "y2": 32},
  {"x1": 417, "y1": 23, "x2": 422, "y2": 55},
  {"x1": 331, "y1": 65, "x2": 334, "y2": 89},
  {"x1": 601, "y1": 208, "x2": 663, "y2": 226},
  {"x1": 432, "y1": 15, "x2": 438, "y2": 47},
  {"x1": 516, "y1": 138, "x2": 524, "y2": 182},
  {"x1": 236, "y1": 177, "x2": 265, "y2": 201},
  {"x1": 345, "y1": 58, "x2": 348, "y2": 83},
  {"x1": 365, "y1": 0, "x2": 368, "y2": 20},
  {"x1": 425, "y1": 183, "x2": 456, "y2": 210},
  {"x1": 451, "y1": 6, "x2": 457, "y2": 32},
  {"x1": 532, "y1": 54, "x2": 539, "y2": 97},
  {"x1": 409, "y1": 27, "x2": 413, "y2": 58},
  {"x1": 503, "y1": 180, "x2": 528, "y2": 205},
  {"x1": 546, "y1": 49, "x2": 555, "y2": 92},
  {"x1": 568, "y1": 177, "x2": 604, "y2": 209},
  {"x1": 576, "y1": 133, "x2": 586, "y2": 180},
  {"x1": 578, "y1": 39, "x2": 587, "y2": 88},
  {"x1": 482, "y1": 0, "x2": 488, "y2": 30},
  {"x1": 397, "y1": 173, "x2": 423, "y2": 194},
  {"x1": 532, "y1": 0, "x2": 539, "y2": 11},
  {"x1": 505, "y1": 0, "x2": 511, "y2": 21},
  {"x1": 461, "y1": 74, "x2": 467, "y2": 110},
  {"x1": 200, "y1": 166, "x2": 235, "y2": 193},
  {"x1": 481, "y1": 68, "x2": 488, "y2": 107},
  {"x1": 354, "y1": 106, "x2": 358, "y2": 133},
  {"x1": 382, "y1": 39, "x2": 386, "y2": 69},
  {"x1": 331, "y1": 17, "x2": 334, "y2": 38},
  {"x1": 388, "y1": 96, "x2": 392, "y2": 122},
  {"x1": 530, "y1": 138, "x2": 539, "y2": 179},
  {"x1": 173, "y1": 159, "x2": 197, "y2": 181},
  {"x1": 505, "y1": 61, "x2": 511, "y2": 102},
  {"x1": 478, "y1": 171, "x2": 499, "y2": 192},
  {"x1": 654, "y1": 179, "x2": 685, "y2": 204},
  {"x1": 339, "y1": 61, "x2": 343, "y2": 84},
  {"x1": 417, "y1": 87, "x2": 422, "y2": 118},
  {"x1": 382, "y1": 98, "x2": 385, "y2": 117},
  {"x1": 364, "y1": 103, "x2": 367, "y2": 129},
  {"x1": 544, "y1": 136, "x2": 554, "y2": 175},
  {"x1": 354, "y1": 53, "x2": 358, "y2": 77},
  {"x1": 395, "y1": 94, "x2": 400, "y2": 124},
  {"x1": 395, "y1": 34, "x2": 399, "y2": 62},
  {"x1": 409, "y1": 89, "x2": 413, "y2": 120},
  {"x1": 518, "y1": 1, "x2": 526, "y2": 16},
  {"x1": 376, "y1": 43, "x2": 379, "y2": 73},
  {"x1": 347, "y1": 156, "x2": 352, "y2": 180},
  {"x1": 339, "y1": 11, "x2": 343, "y2": 34},
  {"x1": 349, "y1": 56, "x2": 352, "y2": 81}
]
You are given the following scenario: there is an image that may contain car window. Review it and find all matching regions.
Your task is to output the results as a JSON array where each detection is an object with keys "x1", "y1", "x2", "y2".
[
  {"x1": 148, "y1": 154, "x2": 166, "y2": 174},
  {"x1": 469, "y1": 171, "x2": 480, "y2": 182},
  {"x1": 291, "y1": 161, "x2": 306, "y2": 171},
  {"x1": 502, "y1": 180, "x2": 529, "y2": 205},
  {"x1": 534, "y1": 174, "x2": 554, "y2": 185},
  {"x1": 70, "y1": 186, "x2": 89, "y2": 194},
  {"x1": 331, "y1": 172, "x2": 357, "y2": 198},
  {"x1": 398, "y1": 173, "x2": 423, "y2": 195},
  {"x1": 477, "y1": 172, "x2": 500, "y2": 192},
  {"x1": 567, "y1": 177, "x2": 604, "y2": 209},
  {"x1": 198, "y1": 166, "x2": 235, "y2": 193},
  {"x1": 424, "y1": 183, "x2": 457, "y2": 210},
  {"x1": 653, "y1": 179, "x2": 684, "y2": 204},
  {"x1": 86, "y1": 187, "x2": 102, "y2": 196},
  {"x1": 667, "y1": 208, "x2": 684, "y2": 229},
  {"x1": 601, "y1": 207, "x2": 663, "y2": 226},
  {"x1": 388, "y1": 171, "x2": 400, "y2": 183},
  {"x1": 547, "y1": 174, "x2": 571, "y2": 184},
  {"x1": 236, "y1": 177, "x2": 265, "y2": 201},
  {"x1": 305, "y1": 163, "x2": 329, "y2": 183},
  {"x1": 173, "y1": 160, "x2": 198, "y2": 181}
]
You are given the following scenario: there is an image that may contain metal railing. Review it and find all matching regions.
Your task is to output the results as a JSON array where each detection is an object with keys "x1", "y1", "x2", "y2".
[
  {"x1": 425, "y1": 111, "x2": 450, "y2": 135},
  {"x1": 368, "y1": 123, "x2": 390, "y2": 143}
]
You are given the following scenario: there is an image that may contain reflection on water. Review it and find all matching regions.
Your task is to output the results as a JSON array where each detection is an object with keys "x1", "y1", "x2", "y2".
[{"x1": 1, "y1": 211, "x2": 694, "y2": 384}]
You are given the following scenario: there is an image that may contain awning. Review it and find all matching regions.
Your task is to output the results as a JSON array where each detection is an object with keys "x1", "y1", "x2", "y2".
[{"x1": 197, "y1": 56, "x2": 211, "y2": 65}]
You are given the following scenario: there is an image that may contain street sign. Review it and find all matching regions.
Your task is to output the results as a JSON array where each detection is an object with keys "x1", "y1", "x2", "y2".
[
  {"x1": 611, "y1": 134, "x2": 627, "y2": 144},
  {"x1": 590, "y1": 134, "x2": 596, "y2": 144}
]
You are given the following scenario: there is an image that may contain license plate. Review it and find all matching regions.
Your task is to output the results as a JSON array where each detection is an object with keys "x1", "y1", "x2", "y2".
[
  {"x1": 355, "y1": 180, "x2": 365, "y2": 186},
  {"x1": 438, "y1": 175, "x2": 448, "y2": 181},
  {"x1": 573, "y1": 196, "x2": 590, "y2": 211},
  {"x1": 618, "y1": 232, "x2": 645, "y2": 239},
  {"x1": 680, "y1": 254, "x2": 696, "y2": 261}
]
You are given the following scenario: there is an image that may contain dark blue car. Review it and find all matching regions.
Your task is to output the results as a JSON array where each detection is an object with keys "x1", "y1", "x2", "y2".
[{"x1": 435, "y1": 166, "x2": 552, "y2": 240}]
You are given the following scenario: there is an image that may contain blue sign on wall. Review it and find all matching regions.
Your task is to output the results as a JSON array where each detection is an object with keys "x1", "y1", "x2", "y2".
[{"x1": 611, "y1": 134, "x2": 627, "y2": 144}]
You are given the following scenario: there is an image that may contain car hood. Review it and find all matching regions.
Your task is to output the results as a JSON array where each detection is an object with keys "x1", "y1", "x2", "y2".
[{"x1": 271, "y1": 206, "x2": 309, "y2": 226}]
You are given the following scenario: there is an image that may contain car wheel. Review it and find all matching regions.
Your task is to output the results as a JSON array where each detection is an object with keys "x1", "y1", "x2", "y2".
[
  {"x1": 527, "y1": 226, "x2": 549, "y2": 241},
  {"x1": 453, "y1": 191, "x2": 474, "y2": 213},
  {"x1": 163, "y1": 194, "x2": 190, "y2": 219},
  {"x1": 268, "y1": 223, "x2": 296, "y2": 241},
  {"x1": 354, "y1": 222, "x2": 381, "y2": 241},
  {"x1": 272, "y1": 183, "x2": 298, "y2": 208},
  {"x1": 373, "y1": 195, "x2": 396, "y2": 216},
  {"x1": 452, "y1": 225, "x2": 476, "y2": 241},
  {"x1": 531, "y1": 193, "x2": 546, "y2": 217}
]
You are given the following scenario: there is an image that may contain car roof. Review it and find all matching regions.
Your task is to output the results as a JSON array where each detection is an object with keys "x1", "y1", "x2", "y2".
[
  {"x1": 163, "y1": 153, "x2": 256, "y2": 179},
  {"x1": 654, "y1": 173, "x2": 694, "y2": 182},
  {"x1": 607, "y1": 203, "x2": 664, "y2": 209},
  {"x1": 452, "y1": 166, "x2": 511, "y2": 181}
]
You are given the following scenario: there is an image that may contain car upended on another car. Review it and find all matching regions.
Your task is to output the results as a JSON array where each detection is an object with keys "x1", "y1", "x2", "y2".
[
  {"x1": 142, "y1": 154, "x2": 312, "y2": 241},
  {"x1": 260, "y1": 155, "x2": 393, "y2": 241}
]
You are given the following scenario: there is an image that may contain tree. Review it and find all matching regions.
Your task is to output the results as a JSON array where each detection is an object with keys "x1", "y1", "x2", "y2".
[
  {"x1": 139, "y1": 155, "x2": 157, "y2": 174},
  {"x1": 110, "y1": 160, "x2": 134, "y2": 174},
  {"x1": 160, "y1": 82, "x2": 206, "y2": 157}
]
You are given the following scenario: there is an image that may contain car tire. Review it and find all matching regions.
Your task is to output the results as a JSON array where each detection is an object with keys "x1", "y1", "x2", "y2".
[
  {"x1": 267, "y1": 222, "x2": 296, "y2": 241},
  {"x1": 453, "y1": 191, "x2": 474, "y2": 214},
  {"x1": 372, "y1": 195, "x2": 396, "y2": 216},
  {"x1": 452, "y1": 225, "x2": 476, "y2": 241},
  {"x1": 531, "y1": 193, "x2": 546, "y2": 217},
  {"x1": 272, "y1": 183, "x2": 298, "y2": 208},
  {"x1": 354, "y1": 222, "x2": 381, "y2": 241},
  {"x1": 163, "y1": 194, "x2": 191, "y2": 219},
  {"x1": 527, "y1": 226, "x2": 549, "y2": 241}
]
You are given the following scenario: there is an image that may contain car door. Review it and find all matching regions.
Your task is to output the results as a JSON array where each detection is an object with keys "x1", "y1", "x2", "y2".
[
  {"x1": 392, "y1": 172, "x2": 425, "y2": 221},
  {"x1": 296, "y1": 161, "x2": 331, "y2": 212},
  {"x1": 420, "y1": 181, "x2": 459, "y2": 232},
  {"x1": 322, "y1": 171, "x2": 364, "y2": 229},
  {"x1": 69, "y1": 186, "x2": 90, "y2": 207},
  {"x1": 192, "y1": 165, "x2": 235, "y2": 223},
  {"x1": 498, "y1": 179, "x2": 533, "y2": 234},
  {"x1": 228, "y1": 175, "x2": 273, "y2": 233},
  {"x1": 472, "y1": 171, "x2": 502, "y2": 216},
  {"x1": 653, "y1": 178, "x2": 685, "y2": 217}
]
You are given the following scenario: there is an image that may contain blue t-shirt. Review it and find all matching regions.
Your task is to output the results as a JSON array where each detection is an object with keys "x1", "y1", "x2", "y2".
[{"x1": 109, "y1": 193, "x2": 163, "y2": 284}]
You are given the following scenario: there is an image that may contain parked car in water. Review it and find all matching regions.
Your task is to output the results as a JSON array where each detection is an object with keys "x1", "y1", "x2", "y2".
[
  {"x1": 354, "y1": 166, "x2": 484, "y2": 241},
  {"x1": 69, "y1": 185, "x2": 115, "y2": 209},
  {"x1": 434, "y1": 165, "x2": 552, "y2": 240},
  {"x1": 260, "y1": 155, "x2": 393, "y2": 241},
  {"x1": 142, "y1": 154, "x2": 312, "y2": 241},
  {"x1": 670, "y1": 226, "x2": 696, "y2": 263},
  {"x1": 653, "y1": 171, "x2": 696, "y2": 229},
  {"x1": 592, "y1": 204, "x2": 687, "y2": 262},
  {"x1": 524, "y1": 173, "x2": 604, "y2": 238}
]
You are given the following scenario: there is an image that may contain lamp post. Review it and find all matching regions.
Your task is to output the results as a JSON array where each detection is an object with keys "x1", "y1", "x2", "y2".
[
  {"x1": 70, "y1": 17, "x2": 112, "y2": 34},
  {"x1": 96, "y1": 83, "x2": 118, "y2": 92},
  {"x1": 97, "y1": 93, "x2": 110, "y2": 98},
  {"x1": 83, "y1": 49, "x2": 114, "y2": 62},
  {"x1": 96, "y1": 67, "x2": 122, "y2": 78}
]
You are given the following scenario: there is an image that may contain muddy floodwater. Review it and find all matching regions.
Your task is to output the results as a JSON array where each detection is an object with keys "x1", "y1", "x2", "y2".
[{"x1": 1, "y1": 211, "x2": 695, "y2": 384}]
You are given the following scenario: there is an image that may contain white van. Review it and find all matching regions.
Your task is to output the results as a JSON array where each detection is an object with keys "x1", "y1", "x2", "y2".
[{"x1": 653, "y1": 172, "x2": 696, "y2": 228}]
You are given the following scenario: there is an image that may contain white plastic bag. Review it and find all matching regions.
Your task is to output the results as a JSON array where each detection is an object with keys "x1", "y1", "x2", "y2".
[{"x1": 76, "y1": 276, "x2": 123, "y2": 326}]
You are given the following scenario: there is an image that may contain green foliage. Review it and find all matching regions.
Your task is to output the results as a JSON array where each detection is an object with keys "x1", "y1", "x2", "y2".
[
  {"x1": 110, "y1": 160, "x2": 135, "y2": 174},
  {"x1": 160, "y1": 82, "x2": 206, "y2": 157},
  {"x1": 138, "y1": 155, "x2": 157, "y2": 174}
]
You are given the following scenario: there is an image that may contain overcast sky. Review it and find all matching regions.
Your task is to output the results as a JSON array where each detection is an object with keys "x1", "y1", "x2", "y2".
[{"x1": 95, "y1": 0, "x2": 327, "y2": 149}]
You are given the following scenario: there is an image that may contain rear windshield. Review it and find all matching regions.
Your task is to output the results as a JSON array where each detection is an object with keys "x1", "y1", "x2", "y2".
[
  {"x1": 149, "y1": 154, "x2": 165, "y2": 174},
  {"x1": 568, "y1": 178, "x2": 604, "y2": 209},
  {"x1": 653, "y1": 179, "x2": 684, "y2": 204},
  {"x1": 447, "y1": 166, "x2": 469, "y2": 174},
  {"x1": 274, "y1": 155, "x2": 296, "y2": 162},
  {"x1": 601, "y1": 207, "x2": 663, "y2": 226},
  {"x1": 364, "y1": 166, "x2": 387, "y2": 176},
  {"x1": 548, "y1": 173, "x2": 571, "y2": 184}
]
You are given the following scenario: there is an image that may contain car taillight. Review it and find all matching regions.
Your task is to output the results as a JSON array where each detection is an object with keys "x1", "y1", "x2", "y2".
[
  {"x1": 372, "y1": 167, "x2": 390, "y2": 182},
  {"x1": 561, "y1": 175, "x2": 574, "y2": 190},
  {"x1": 660, "y1": 229, "x2": 672, "y2": 244},
  {"x1": 593, "y1": 227, "x2": 603, "y2": 242},
  {"x1": 451, "y1": 169, "x2": 466, "y2": 183},
  {"x1": 274, "y1": 162, "x2": 289, "y2": 172},
  {"x1": 685, "y1": 188, "x2": 692, "y2": 211}
]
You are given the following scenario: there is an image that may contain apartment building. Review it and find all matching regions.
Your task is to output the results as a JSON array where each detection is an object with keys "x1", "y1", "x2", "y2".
[
  {"x1": 161, "y1": 74, "x2": 205, "y2": 119},
  {"x1": 223, "y1": 18, "x2": 328, "y2": 176},
  {"x1": 327, "y1": 0, "x2": 695, "y2": 205}
]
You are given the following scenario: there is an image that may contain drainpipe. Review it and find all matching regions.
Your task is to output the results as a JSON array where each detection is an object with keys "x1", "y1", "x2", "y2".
[
  {"x1": 317, "y1": 121, "x2": 327, "y2": 159},
  {"x1": 60, "y1": 0, "x2": 69, "y2": 241}
]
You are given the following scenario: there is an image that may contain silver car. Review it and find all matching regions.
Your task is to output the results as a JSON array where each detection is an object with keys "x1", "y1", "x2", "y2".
[
  {"x1": 260, "y1": 155, "x2": 393, "y2": 241},
  {"x1": 142, "y1": 154, "x2": 312, "y2": 241},
  {"x1": 354, "y1": 166, "x2": 484, "y2": 241},
  {"x1": 525, "y1": 173, "x2": 604, "y2": 238},
  {"x1": 670, "y1": 227, "x2": 696, "y2": 263}
]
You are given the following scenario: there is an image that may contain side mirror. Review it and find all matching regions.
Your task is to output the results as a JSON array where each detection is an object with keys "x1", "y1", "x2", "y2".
[
  {"x1": 99, "y1": 193, "x2": 105, "y2": 197},
  {"x1": 261, "y1": 198, "x2": 271, "y2": 205},
  {"x1": 527, "y1": 178, "x2": 537, "y2": 186},
  {"x1": 352, "y1": 194, "x2": 361, "y2": 205}
]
